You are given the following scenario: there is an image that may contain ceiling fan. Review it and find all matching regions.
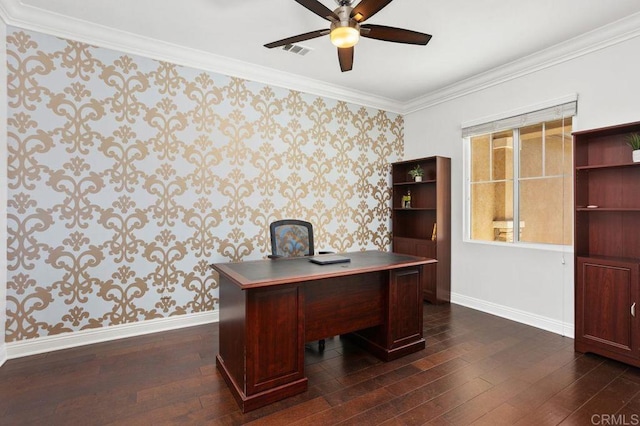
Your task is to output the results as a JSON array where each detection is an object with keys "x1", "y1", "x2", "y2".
[{"x1": 264, "y1": 0, "x2": 432, "y2": 72}]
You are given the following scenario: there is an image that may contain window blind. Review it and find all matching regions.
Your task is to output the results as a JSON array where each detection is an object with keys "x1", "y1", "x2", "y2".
[{"x1": 461, "y1": 101, "x2": 577, "y2": 138}]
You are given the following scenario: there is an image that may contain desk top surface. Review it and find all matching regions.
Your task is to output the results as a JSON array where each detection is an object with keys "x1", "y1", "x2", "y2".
[{"x1": 210, "y1": 250, "x2": 435, "y2": 289}]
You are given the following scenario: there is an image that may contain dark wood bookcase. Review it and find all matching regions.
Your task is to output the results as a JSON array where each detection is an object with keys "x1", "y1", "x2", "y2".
[
  {"x1": 391, "y1": 156, "x2": 451, "y2": 304},
  {"x1": 573, "y1": 121, "x2": 640, "y2": 367}
]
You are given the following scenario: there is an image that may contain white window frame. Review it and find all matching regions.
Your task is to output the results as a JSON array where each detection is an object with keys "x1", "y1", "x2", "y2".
[{"x1": 462, "y1": 96, "x2": 577, "y2": 252}]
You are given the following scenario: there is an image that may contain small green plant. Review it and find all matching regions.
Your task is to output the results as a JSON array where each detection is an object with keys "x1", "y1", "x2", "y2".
[
  {"x1": 408, "y1": 165, "x2": 424, "y2": 178},
  {"x1": 627, "y1": 133, "x2": 640, "y2": 150}
]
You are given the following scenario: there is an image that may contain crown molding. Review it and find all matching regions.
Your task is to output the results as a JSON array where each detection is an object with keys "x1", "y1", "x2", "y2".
[
  {"x1": 0, "y1": 0, "x2": 638, "y2": 115},
  {"x1": 403, "y1": 12, "x2": 640, "y2": 114},
  {"x1": 0, "y1": 0, "x2": 405, "y2": 113}
]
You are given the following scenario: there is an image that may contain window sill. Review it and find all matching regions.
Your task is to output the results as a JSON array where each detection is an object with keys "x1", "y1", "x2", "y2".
[{"x1": 462, "y1": 238, "x2": 574, "y2": 253}]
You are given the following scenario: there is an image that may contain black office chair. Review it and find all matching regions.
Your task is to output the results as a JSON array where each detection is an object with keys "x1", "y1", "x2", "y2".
[
  {"x1": 269, "y1": 219, "x2": 315, "y2": 258},
  {"x1": 269, "y1": 219, "x2": 328, "y2": 350}
]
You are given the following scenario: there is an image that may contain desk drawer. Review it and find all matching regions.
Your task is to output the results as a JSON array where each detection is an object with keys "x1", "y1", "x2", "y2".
[{"x1": 304, "y1": 272, "x2": 384, "y2": 341}]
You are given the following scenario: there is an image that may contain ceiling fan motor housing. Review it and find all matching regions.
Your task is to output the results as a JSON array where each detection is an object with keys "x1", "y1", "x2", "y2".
[{"x1": 330, "y1": 5, "x2": 360, "y2": 31}]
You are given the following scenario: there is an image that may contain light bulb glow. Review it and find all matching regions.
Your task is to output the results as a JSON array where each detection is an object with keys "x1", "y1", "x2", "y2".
[{"x1": 330, "y1": 26, "x2": 360, "y2": 48}]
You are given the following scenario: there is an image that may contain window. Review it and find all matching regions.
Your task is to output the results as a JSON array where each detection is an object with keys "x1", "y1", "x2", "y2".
[{"x1": 463, "y1": 101, "x2": 575, "y2": 246}]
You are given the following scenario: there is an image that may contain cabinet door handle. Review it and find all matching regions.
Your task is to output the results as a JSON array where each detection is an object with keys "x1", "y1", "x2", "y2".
[{"x1": 632, "y1": 303, "x2": 636, "y2": 318}]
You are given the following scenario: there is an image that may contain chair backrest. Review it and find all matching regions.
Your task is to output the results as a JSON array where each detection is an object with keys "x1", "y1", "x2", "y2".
[{"x1": 270, "y1": 219, "x2": 315, "y2": 257}]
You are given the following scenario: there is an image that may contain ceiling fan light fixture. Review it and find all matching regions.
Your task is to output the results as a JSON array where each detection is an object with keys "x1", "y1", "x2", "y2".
[{"x1": 330, "y1": 23, "x2": 360, "y2": 48}]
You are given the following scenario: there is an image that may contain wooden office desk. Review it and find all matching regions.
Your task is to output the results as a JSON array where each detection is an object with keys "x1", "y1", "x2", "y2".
[{"x1": 211, "y1": 250, "x2": 434, "y2": 412}]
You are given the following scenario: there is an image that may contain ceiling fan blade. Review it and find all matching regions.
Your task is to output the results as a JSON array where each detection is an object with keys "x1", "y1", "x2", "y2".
[
  {"x1": 295, "y1": 0, "x2": 340, "y2": 21},
  {"x1": 350, "y1": 0, "x2": 394, "y2": 22},
  {"x1": 264, "y1": 29, "x2": 329, "y2": 48},
  {"x1": 360, "y1": 24, "x2": 432, "y2": 45},
  {"x1": 338, "y1": 47, "x2": 354, "y2": 72}
]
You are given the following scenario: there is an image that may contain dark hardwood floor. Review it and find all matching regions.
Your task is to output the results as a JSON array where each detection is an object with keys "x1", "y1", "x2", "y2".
[{"x1": 2, "y1": 303, "x2": 639, "y2": 425}]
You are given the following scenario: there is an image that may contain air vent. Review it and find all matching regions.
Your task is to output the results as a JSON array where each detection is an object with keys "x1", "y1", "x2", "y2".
[{"x1": 282, "y1": 44, "x2": 312, "y2": 56}]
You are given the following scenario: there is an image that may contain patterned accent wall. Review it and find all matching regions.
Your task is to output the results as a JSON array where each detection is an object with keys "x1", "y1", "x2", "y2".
[{"x1": 5, "y1": 28, "x2": 404, "y2": 343}]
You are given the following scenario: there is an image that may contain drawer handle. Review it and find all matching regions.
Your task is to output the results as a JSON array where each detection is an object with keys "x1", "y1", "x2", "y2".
[{"x1": 633, "y1": 303, "x2": 636, "y2": 318}]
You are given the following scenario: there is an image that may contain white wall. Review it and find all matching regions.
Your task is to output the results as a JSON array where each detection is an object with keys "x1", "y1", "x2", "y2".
[
  {"x1": 1, "y1": 18, "x2": 8, "y2": 366},
  {"x1": 404, "y1": 35, "x2": 640, "y2": 337}
]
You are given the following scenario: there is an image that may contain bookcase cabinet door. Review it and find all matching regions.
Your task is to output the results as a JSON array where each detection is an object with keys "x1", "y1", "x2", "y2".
[{"x1": 575, "y1": 257, "x2": 639, "y2": 365}]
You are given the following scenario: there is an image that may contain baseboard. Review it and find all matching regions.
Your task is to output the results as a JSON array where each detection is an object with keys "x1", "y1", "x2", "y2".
[
  {"x1": 0, "y1": 345, "x2": 7, "y2": 367},
  {"x1": 6, "y1": 310, "x2": 219, "y2": 360},
  {"x1": 4, "y1": 297, "x2": 574, "y2": 361},
  {"x1": 451, "y1": 292, "x2": 575, "y2": 338}
]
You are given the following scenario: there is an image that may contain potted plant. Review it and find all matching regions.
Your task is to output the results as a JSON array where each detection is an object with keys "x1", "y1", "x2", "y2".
[
  {"x1": 628, "y1": 133, "x2": 640, "y2": 163},
  {"x1": 408, "y1": 165, "x2": 424, "y2": 182}
]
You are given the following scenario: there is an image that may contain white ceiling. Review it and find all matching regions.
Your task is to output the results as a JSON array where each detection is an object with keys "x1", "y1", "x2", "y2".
[{"x1": 2, "y1": 0, "x2": 640, "y2": 113}]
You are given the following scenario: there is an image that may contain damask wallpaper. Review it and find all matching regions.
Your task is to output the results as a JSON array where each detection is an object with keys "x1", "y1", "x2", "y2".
[{"x1": 4, "y1": 28, "x2": 404, "y2": 343}]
